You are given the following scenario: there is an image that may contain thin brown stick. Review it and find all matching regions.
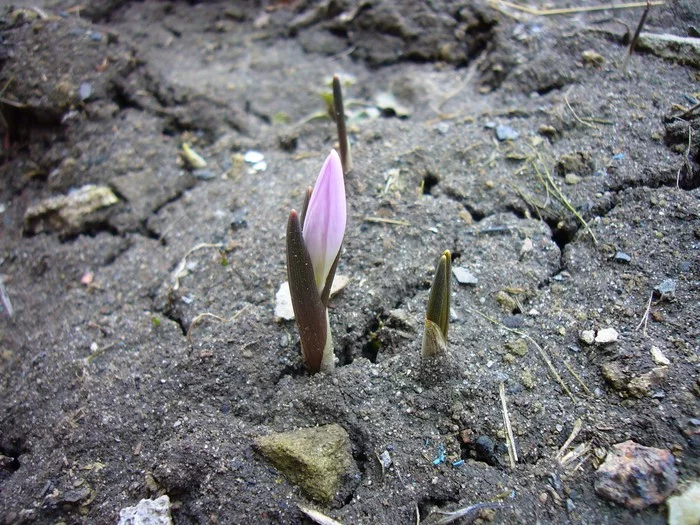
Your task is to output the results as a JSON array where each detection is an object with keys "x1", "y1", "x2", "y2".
[
  {"x1": 333, "y1": 75, "x2": 352, "y2": 174},
  {"x1": 622, "y1": 0, "x2": 651, "y2": 73},
  {"x1": 677, "y1": 125, "x2": 692, "y2": 189}
]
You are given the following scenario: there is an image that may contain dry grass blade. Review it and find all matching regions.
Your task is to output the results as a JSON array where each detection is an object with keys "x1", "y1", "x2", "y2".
[
  {"x1": 0, "y1": 276, "x2": 13, "y2": 318},
  {"x1": 187, "y1": 304, "x2": 250, "y2": 341},
  {"x1": 500, "y1": 382, "x2": 518, "y2": 468},
  {"x1": 491, "y1": 0, "x2": 664, "y2": 16},
  {"x1": 527, "y1": 149, "x2": 598, "y2": 246},
  {"x1": 562, "y1": 361, "x2": 591, "y2": 395},
  {"x1": 428, "y1": 501, "x2": 508, "y2": 525},
  {"x1": 298, "y1": 505, "x2": 344, "y2": 525},
  {"x1": 172, "y1": 243, "x2": 225, "y2": 290},
  {"x1": 555, "y1": 418, "x2": 582, "y2": 461},
  {"x1": 635, "y1": 289, "x2": 654, "y2": 335},
  {"x1": 469, "y1": 308, "x2": 577, "y2": 402},
  {"x1": 364, "y1": 217, "x2": 410, "y2": 226},
  {"x1": 560, "y1": 441, "x2": 592, "y2": 469}
]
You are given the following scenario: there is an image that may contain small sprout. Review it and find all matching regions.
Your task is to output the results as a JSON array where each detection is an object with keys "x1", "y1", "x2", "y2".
[
  {"x1": 422, "y1": 250, "x2": 451, "y2": 358},
  {"x1": 151, "y1": 316, "x2": 161, "y2": 328},
  {"x1": 287, "y1": 150, "x2": 346, "y2": 373}
]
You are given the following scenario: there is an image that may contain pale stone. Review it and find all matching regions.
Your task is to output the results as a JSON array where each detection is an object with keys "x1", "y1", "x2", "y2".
[
  {"x1": 118, "y1": 495, "x2": 172, "y2": 525},
  {"x1": 595, "y1": 328, "x2": 619, "y2": 344},
  {"x1": 651, "y1": 346, "x2": 671, "y2": 366},
  {"x1": 668, "y1": 482, "x2": 700, "y2": 525}
]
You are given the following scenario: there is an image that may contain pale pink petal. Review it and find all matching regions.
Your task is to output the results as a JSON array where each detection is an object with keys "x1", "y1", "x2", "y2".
[{"x1": 303, "y1": 149, "x2": 346, "y2": 293}]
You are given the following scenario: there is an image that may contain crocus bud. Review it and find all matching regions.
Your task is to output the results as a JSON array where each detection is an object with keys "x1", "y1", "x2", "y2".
[
  {"x1": 303, "y1": 149, "x2": 346, "y2": 296},
  {"x1": 422, "y1": 250, "x2": 451, "y2": 358},
  {"x1": 286, "y1": 149, "x2": 346, "y2": 374}
]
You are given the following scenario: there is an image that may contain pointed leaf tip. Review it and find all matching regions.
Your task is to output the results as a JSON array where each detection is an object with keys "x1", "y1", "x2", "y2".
[
  {"x1": 426, "y1": 250, "x2": 451, "y2": 340},
  {"x1": 287, "y1": 209, "x2": 328, "y2": 373}
]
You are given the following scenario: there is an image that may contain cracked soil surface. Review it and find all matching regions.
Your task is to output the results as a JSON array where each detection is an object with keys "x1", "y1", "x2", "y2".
[{"x1": 0, "y1": 1, "x2": 699, "y2": 523}]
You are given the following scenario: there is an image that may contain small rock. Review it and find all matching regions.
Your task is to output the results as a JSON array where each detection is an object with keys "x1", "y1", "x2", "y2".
[
  {"x1": 538, "y1": 124, "x2": 557, "y2": 137},
  {"x1": 118, "y1": 495, "x2": 173, "y2": 525},
  {"x1": 595, "y1": 328, "x2": 619, "y2": 344},
  {"x1": 243, "y1": 150, "x2": 264, "y2": 164},
  {"x1": 378, "y1": 450, "x2": 392, "y2": 469},
  {"x1": 564, "y1": 173, "x2": 581, "y2": 185},
  {"x1": 614, "y1": 251, "x2": 631, "y2": 263},
  {"x1": 502, "y1": 315, "x2": 523, "y2": 328},
  {"x1": 387, "y1": 308, "x2": 418, "y2": 332},
  {"x1": 582, "y1": 50, "x2": 605, "y2": 65},
  {"x1": 374, "y1": 92, "x2": 412, "y2": 118},
  {"x1": 496, "y1": 291, "x2": 517, "y2": 312},
  {"x1": 24, "y1": 184, "x2": 119, "y2": 236},
  {"x1": 495, "y1": 124, "x2": 519, "y2": 141},
  {"x1": 452, "y1": 266, "x2": 478, "y2": 285},
  {"x1": 627, "y1": 366, "x2": 668, "y2": 398},
  {"x1": 655, "y1": 279, "x2": 676, "y2": 299},
  {"x1": 650, "y1": 346, "x2": 671, "y2": 366},
  {"x1": 192, "y1": 169, "x2": 216, "y2": 180},
  {"x1": 78, "y1": 82, "x2": 92, "y2": 101},
  {"x1": 637, "y1": 33, "x2": 700, "y2": 68},
  {"x1": 519, "y1": 238, "x2": 533, "y2": 257},
  {"x1": 601, "y1": 361, "x2": 628, "y2": 391},
  {"x1": 275, "y1": 276, "x2": 349, "y2": 321},
  {"x1": 668, "y1": 482, "x2": 700, "y2": 525},
  {"x1": 505, "y1": 339, "x2": 528, "y2": 356},
  {"x1": 556, "y1": 151, "x2": 593, "y2": 176},
  {"x1": 274, "y1": 282, "x2": 294, "y2": 321},
  {"x1": 579, "y1": 330, "x2": 596, "y2": 345},
  {"x1": 254, "y1": 424, "x2": 359, "y2": 504},
  {"x1": 520, "y1": 369, "x2": 535, "y2": 389},
  {"x1": 594, "y1": 440, "x2": 677, "y2": 510}
]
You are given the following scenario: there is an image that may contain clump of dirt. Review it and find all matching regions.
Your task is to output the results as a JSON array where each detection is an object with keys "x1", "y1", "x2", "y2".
[{"x1": 1, "y1": 1, "x2": 698, "y2": 524}]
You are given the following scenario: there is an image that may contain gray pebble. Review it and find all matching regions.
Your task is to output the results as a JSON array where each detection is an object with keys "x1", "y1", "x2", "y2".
[
  {"x1": 496, "y1": 125, "x2": 520, "y2": 141},
  {"x1": 192, "y1": 169, "x2": 216, "y2": 180},
  {"x1": 452, "y1": 266, "x2": 477, "y2": 285},
  {"x1": 78, "y1": 82, "x2": 93, "y2": 101}
]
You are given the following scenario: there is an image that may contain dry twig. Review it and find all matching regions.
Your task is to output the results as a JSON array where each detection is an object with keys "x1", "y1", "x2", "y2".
[
  {"x1": 622, "y1": 0, "x2": 651, "y2": 73},
  {"x1": 677, "y1": 125, "x2": 693, "y2": 189}
]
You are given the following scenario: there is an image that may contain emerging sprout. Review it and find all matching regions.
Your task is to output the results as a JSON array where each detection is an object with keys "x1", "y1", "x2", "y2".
[
  {"x1": 332, "y1": 74, "x2": 352, "y2": 174},
  {"x1": 422, "y1": 250, "x2": 451, "y2": 358},
  {"x1": 287, "y1": 150, "x2": 346, "y2": 373}
]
